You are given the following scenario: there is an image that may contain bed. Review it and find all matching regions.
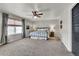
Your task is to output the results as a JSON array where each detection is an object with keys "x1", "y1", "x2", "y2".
[{"x1": 30, "y1": 27, "x2": 49, "y2": 40}]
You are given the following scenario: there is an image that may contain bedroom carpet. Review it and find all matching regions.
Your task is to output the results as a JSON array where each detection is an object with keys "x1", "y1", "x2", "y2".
[{"x1": 0, "y1": 38, "x2": 74, "y2": 56}]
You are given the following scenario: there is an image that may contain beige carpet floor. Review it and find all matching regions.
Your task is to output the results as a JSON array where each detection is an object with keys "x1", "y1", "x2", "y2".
[{"x1": 0, "y1": 38, "x2": 74, "y2": 56}]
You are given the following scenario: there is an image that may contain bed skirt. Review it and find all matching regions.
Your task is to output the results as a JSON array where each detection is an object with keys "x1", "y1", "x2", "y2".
[{"x1": 30, "y1": 36, "x2": 47, "y2": 40}]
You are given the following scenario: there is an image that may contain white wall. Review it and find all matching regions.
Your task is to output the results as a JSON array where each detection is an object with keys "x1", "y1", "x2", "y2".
[
  {"x1": 25, "y1": 19, "x2": 33, "y2": 37},
  {"x1": 59, "y1": 4, "x2": 75, "y2": 52},
  {"x1": 0, "y1": 12, "x2": 2, "y2": 42},
  {"x1": 33, "y1": 20, "x2": 59, "y2": 27},
  {"x1": 25, "y1": 19, "x2": 33, "y2": 26}
]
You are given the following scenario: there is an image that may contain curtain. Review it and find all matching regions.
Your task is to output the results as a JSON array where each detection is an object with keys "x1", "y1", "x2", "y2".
[
  {"x1": 22, "y1": 19, "x2": 25, "y2": 38},
  {"x1": 1, "y1": 13, "x2": 8, "y2": 44}
]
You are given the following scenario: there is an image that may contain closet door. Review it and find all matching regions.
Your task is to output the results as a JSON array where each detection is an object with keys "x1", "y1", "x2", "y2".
[{"x1": 72, "y1": 3, "x2": 79, "y2": 55}]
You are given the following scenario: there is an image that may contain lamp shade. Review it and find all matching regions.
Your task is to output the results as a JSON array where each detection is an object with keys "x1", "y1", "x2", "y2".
[{"x1": 50, "y1": 25, "x2": 55, "y2": 32}]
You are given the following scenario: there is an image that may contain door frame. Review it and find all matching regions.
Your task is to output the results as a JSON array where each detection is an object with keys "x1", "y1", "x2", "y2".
[{"x1": 72, "y1": 3, "x2": 79, "y2": 55}]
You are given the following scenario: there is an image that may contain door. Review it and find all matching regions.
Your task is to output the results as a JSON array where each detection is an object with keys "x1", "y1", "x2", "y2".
[{"x1": 72, "y1": 3, "x2": 79, "y2": 55}]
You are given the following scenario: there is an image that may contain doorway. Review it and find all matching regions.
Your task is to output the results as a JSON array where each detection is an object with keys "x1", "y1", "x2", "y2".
[{"x1": 72, "y1": 3, "x2": 79, "y2": 55}]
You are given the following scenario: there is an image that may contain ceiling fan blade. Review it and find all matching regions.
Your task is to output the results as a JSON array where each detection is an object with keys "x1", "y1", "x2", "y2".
[
  {"x1": 38, "y1": 13, "x2": 43, "y2": 15},
  {"x1": 32, "y1": 11, "x2": 37, "y2": 16},
  {"x1": 37, "y1": 15, "x2": 41, "y2": 17}
]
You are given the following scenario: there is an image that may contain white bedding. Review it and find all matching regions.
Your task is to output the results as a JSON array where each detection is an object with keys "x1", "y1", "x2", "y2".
[{"x1": 30, "y1": 30, "x2": 48, "y2": 40}]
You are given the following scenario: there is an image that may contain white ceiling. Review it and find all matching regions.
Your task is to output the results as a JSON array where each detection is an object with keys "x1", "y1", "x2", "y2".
[{"x1": 0, "y1": 3, "x2": 75, "y2": 21}]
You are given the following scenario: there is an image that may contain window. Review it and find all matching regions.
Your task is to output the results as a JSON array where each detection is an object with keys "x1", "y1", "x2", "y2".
[
  {"x1": 15, "y1": 20, "x2": 22, "y2": 25},
  {"x1": 7, "y1": 26, "x2": 15, "y2": 35},
  {"x1": 16, "y1": 27, "x2": 22, "y2": 33},
  {"x1": 8, "y1": 19, "x2": 15, "y2": 25},
  {"x1": 7, "y1": 18, "x2": 23, "y2": 35}
]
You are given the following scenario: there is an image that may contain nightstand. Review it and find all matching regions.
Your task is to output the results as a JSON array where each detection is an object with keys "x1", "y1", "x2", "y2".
[
  {"x1": 49, "y1": 32, "x2": 55, "y2": 40},
  {"x1": 49, "y1": 32, "x2": 54, "y2": 37}
]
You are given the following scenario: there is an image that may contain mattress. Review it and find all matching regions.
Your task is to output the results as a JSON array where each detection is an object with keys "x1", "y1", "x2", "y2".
[{"x1": 30, "y1": 30, "x2": 48, "y2": 37}]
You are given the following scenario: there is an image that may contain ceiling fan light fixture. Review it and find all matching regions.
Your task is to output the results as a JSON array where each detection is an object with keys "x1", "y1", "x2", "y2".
[{"x1": 34, "y1": 16, "x2": 37, "y2": 19}]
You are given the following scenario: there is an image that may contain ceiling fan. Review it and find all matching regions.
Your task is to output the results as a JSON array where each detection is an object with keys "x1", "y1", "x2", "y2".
[
  {"x1": 32, "y1": 10, "x2": 43, "y2": 18},
  {"x1": 31, "y1": 4, "x2": 43, "y2": 18}
]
